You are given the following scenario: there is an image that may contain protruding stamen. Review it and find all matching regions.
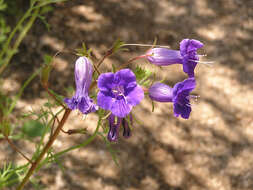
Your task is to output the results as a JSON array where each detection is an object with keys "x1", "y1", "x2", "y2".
[
  {"x1": 82, "y1": 115, "x2": 87, "y2": 120},
  {"x1": 190, "y1": 95, "x2": 200, "y2": 101},
  {"x1": 123, "y1": 43, "x2": 170, "y2": 48},
  {"x1": 189, "y1": 59, "x2": 214, "y2": 67},
  {"x1": 186, "y1": 95, "x2": 200, "y2": 102},
  {"x1": 186, "y1": 103, "x2": 191, "y2": 107}
]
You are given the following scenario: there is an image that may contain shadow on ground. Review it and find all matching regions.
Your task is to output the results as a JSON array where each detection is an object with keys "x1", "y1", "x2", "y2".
[{"x1": 1, "y1": 0, "x2": 253, "y2": 189}]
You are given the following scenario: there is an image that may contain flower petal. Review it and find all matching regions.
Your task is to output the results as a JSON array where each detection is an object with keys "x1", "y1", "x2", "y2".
[
  {"x1": 147, "y1": 48, "x2": 182, "y2": 66},
  {"x1": 122, "y1": 120, "x2": 131, "y2": 138},
  {"x1": 65, "y1": 56, "x2": 97, "y2": 114},
  {"x1": 64, "y1": 97, "x2": 77, "y2": 110},
  {"x1": 180, "y1": 39, "x2": 204, "y2": 77},
  {"x1": 149, "y1": 83, "x2": 173, "y2": 102},
  {"x1": 97, "y1": 91, "x2": 114, "y2": 110},
  {"x1": 111, "y1": 98, "x2": 132, "y2": 118},
  {"x1": 126, "y1": 85, "x2": 144, "y2": 106},
  {"x1": 173, "y1": 103, "x2": 191, "y2": 119},
  {"x1": 180, "y1": 39, "x2": 203, "y2": 56},
  {"x1": 182, "y1": 59, "x2": 197, "y2": 78},
  {"x1": 78, "y1": 97, "x2": 98, "y2": 114},
  {"x1": 97, "y1": 72, "x2": 115, "y2": 92},
  {"x1": 107, "y1": 114, "x2": 121, "y2": 142},
  {"x1": 173, "y1": 78, "x2": 196, "y2": 97},
  {"x1": 75, "y1": 57, "x2": 93, "y2": 93},
  {"x1": 114, "y1": 69, "x2": 137, "y2": 90},
  {"x1": 122, "y1": 114, "x2": 133, "y2": 139}
]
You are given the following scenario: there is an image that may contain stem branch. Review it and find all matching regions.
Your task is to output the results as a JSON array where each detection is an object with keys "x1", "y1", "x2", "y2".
[
  {"x1": 4, "y1": 135, "x2": 33, "y2": 164},
  {"x1": 16, "y1": 109, "x2": 71, "y2": 190},
  {"x1": 42, "y1": 84, "x2": 66, "y2": 109},
  {"x1": 118, "y1": 54, "x2": 150, "y2": 70}
]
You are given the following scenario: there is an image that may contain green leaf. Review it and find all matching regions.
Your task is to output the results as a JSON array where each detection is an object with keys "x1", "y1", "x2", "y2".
[
  {"x1": 133, "y1": 66, "x2": 152, "y2": 87},
  {"x1": 75, "y1": 43, "x2": 92, "y2": 57},
  {"x1": 22, "y1": 120, "x2": 46, "y2": 138},
  {"x1": 38, "y1": 15, "x2": 51, "y2": 30},
  {"x1": 0, "y1": 162, "x2": 24, "y2": 188},
  {"x1": 40, "y1": 5, "x2": 54, "y2": 15},
  {"x1": 43, "y1": 54, "x2": 53, "y2": 65},
  {"x1": 112, "y1": 39, "x2": 127, "y2": 53}
]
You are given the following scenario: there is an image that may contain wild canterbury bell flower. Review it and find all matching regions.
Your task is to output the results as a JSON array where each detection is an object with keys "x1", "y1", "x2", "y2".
[
  {"x1": 64, "y1": 56, "x2": 98, "y2": 114},
  {"x1": 149, "y1": 78, "x2": 196, "y2": 119},
  {"x1": 97, "y1": 69, "x2": 144, "y2": 118},
  {"x1": 146, "y1": 39, "x2": 203, "y2": 77},
  {"x1": 107, "y1": 114, "x2": 132, "y2": 142}
]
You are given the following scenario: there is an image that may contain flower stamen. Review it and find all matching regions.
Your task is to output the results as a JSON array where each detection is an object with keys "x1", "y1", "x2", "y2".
[{"x1": 189, "y1": 59, "x2": 214, "y2": 67}]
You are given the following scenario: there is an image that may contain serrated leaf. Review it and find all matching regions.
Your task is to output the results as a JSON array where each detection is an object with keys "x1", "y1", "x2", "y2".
[
  {"x1": 133, "y1": 66, "x2": 152, "y2": 87},
  {"x1": 112, "y1": 39, "x2": 126, "y2": 53},
  {"x1": 75, "y1": 43, "x2": 92, "y2": 57}
]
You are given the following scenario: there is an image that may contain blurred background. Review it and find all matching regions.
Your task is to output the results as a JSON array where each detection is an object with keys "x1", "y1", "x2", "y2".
[{"x1": 1, "y1": 0, "x2": 253, "y2": 189}]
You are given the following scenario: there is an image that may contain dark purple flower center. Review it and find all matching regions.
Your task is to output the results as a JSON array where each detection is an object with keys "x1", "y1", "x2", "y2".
[{"x1": 111, "y1": 85, "x2": 125, "y2": 99}]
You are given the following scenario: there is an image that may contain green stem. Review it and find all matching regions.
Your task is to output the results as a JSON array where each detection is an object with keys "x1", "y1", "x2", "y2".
[
  {"x1": 38, "y1": 113, "x2": 102, "y2": 169},
  {"x1": 0, "y1": 8, "x2": 40, "y2": 75},
  {"x1": 16, "y1": 109, "x2": 71, "y2": 190},
  {"x1": 6, "y1": 69, "x2": 40, "y2": 115},
  {"x1": 0, "y1": 8, "x2": 33, "y2": 60},
  {"x1": 55, "y1": 117, "x2": 101, "y2": 157},
  {"x1": 32, "y1": 0, "x2": 68, "y2": 9}
]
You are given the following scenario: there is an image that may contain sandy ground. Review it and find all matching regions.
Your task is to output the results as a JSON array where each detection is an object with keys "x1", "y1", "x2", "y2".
[{"x1": 1, "y1": 0, "x2": 253, "y2": 189}]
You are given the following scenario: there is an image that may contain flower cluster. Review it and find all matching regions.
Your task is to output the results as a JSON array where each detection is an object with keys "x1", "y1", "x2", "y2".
[
  {"x1": 147, "y1": 39, "x2": 203, "y2": 118},
  {"x1": 65, "y1": 39, "x2": 205, "y2": 141}
]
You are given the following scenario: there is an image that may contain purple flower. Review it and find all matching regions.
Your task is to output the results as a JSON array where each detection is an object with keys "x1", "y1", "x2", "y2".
[
  {"x1": 97, "y1": 69, "x2": 144, "y2": 118},
  {"x1": 146, "y1": 48, "x2": 182, "y2": 66},
  {"x1": 122, "y1": 114, "x2": 132, "y2": 139},
  {"x1": 107, "y1": 114, "x2": 121, "y2": 142},
  {"x1": 64, "y1": 57, "x2": 98, "y2": 114},
  {"x1": 146, "y1": 39, "x2": 203, "y2": 77},
  {"x1": 149, "y1": 78, "x2": 196, "y2": 119},
  {"x1": 180, "y1": 39, "x2": 203, "y2": 77},
  {"x1": 107, "y1": 114, "x2": 132, "y2": 142}
]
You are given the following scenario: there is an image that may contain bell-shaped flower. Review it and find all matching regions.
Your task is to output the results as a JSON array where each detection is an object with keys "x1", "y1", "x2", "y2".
[
  {"x1": 64, "y1": 57, "x2": 98, "y2": 114},
  {"x1": 122, "y1": 114, "x2": 132, "y2": 139},
  {"x1": 149, "y1": 78, "x2": 196, "y2": 119},
  {"x1": 97, "y1": 69, "x2": 144, "y2": 118},
  {"x1": 107, "y1": 114, "x2": 121, "y2": 142},
  {"x1": 146, "y1": 39, "x2": 203, "y2": 77},
  {"x1": 107, "y1": 114, "x2": 133, "y2": 142}
]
